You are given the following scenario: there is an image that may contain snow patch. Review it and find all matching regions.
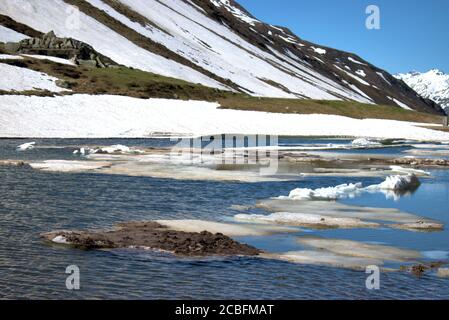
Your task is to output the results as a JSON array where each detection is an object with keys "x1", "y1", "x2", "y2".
[
  {"x1": 355, "y1": 69, "x2": 366, "y2": 77},
  {"x1": 2, "y1": 94, "x2": 449, "y2": 141},
  {"x1": 311, "y1": 47, "x2": 326, "y2": 55},
  {"x1": 0, "y1": 63, "x2": 67, "y2": 92},
  {"x1": 0, "y1": 54, "x2": 23, "y2": 60},
  {"x1": 21, "y1": 54, "x2": 76, "y2": 66},
  {"x1": 52, "y1": 235, "x2": 68, "y2": 244},
  {"x1": 347, "y1": 57, "x2": 367, "y2": 65}
]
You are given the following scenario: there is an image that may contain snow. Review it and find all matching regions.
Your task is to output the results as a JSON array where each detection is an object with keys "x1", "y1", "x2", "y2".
[
  {"x1": 16, "y1": 142, "x2": 35, "y2": 151},
  {"x1": 280, "y1": 182, "x2": 364, "y2": 200},
  {"x1": 376, "y1": 72, "x2": 391, "y2": 86},
  {"x1": 0, "y1": 25, "x2": 29, "y2": 42},
  {"x1": 355, "y1": 69, "x2": 366, "y2": 77},
  {"x1": 210, "y1": 0, "x2": 259, "y2": 26},
  {"x1": 396, "y1": 69, "x2": 449, "y2": 113},
  {"x1": 335, "y1": 65, "x2": 370, "y2": 86},
  {"x1": 279, "y1": 174, "x2": 421, "y2": 200},
  {"x1": 0, "y1": 54, "x2": 23, "y2": 60},
  {"x1": 389, "y1": 166, "x2": 430, "y2": 176},
  {"x1": 1, "y1": 94, "x2": 449, "y2": 141},
  {"x1": 387, "y1": 96, "x2": 413, "y2": 110},
  {"x1": 0, "y1": 0, "x2": 227, "y2": 91},
  {"x1": 311, "y1": 47, "x2": 326, "y2": 55},
  {"x1": 369, "y1": 174, "x2": 420, "y2": 191},
  {"x1": 21, "y1": 54, "x2": 76, "y2": 66},
  {"x1": 347, "y1": 57, "x2": 367, "y2": 66},
  {"x1": 52, "y1": 235, "x2": 68, "y2": 244},
  {"x1": 0, "y1": 63, "x2": 66, "y2": 92}
]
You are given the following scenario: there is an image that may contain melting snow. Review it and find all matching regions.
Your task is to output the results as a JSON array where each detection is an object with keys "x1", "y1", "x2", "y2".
[
  {"x1": 1, "y1": 94, "x2": 449, "y2": 140},
  {"x1": 21, "y1": 54, "x2": 76, "y2": 66},
  {"x1": 311, "y1": 47, "x2": 326, "y2": 55},
  {"x1": 347, "y1": 57, "x2": 367, "y2": 65},
  {"x1": 0, "y1": 63, "x2": 67, "y2": 92}
]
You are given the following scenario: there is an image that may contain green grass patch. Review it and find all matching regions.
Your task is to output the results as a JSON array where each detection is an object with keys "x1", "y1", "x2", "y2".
[{"x1": 218, "y1": 96, "x2": 442, "y2": 124}]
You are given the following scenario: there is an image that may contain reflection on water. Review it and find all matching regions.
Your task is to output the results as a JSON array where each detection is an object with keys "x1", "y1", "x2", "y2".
[{"x1": 0, "y1": 138, "x2": 449, "y2": 299}]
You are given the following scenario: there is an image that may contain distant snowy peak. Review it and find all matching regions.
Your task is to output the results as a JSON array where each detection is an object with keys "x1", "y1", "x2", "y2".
[{"x1": 396, "y1": 69, "x2": 449, "y2": 114}]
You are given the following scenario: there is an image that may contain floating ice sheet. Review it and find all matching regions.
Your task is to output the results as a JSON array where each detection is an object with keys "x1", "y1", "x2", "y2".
[
  {"x1": 156, "y1": 220, "x2": 297, "y2": 237},
  {"x1": 296, "y1": 237, "x2": 421, "y2": 262},
  {"x1": 253, "y1": 199, "x2": 443, "y2": 231}
]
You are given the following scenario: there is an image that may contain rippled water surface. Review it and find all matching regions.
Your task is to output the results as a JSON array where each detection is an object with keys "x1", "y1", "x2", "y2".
[{"x1": 1, "y1": 138, "x2": 448, "y2": 299}]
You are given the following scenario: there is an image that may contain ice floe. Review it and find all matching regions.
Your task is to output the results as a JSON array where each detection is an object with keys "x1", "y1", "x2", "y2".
[
  {"x1": 29, "y1": 160, "x2": 111, "y2": 172},
  {"x1": 280, "y1": 182, "x2": 364, "y2": 200},
  {"x1": 155, "y1": 220, "x2": 296, "y2": 237},
  {"x1": 279, "y1": 174, "x2": 421, "y2": 201},
  {"x1": 368, "y1": 174, "x2": 420, "y2": 191},
  {"x1": 351, "y1": 138, "x2": 382, "y2": 147},
  {"x1": 389, "y1": 166, "x2": 430, "y2": 176},
  {"x1": 296, "y1": 237, "x2": 421, "y2": 261},
  {"x1": 235, "y1": 212, "x2": 379, "y2": 229},
  {"x1": 264, "y1": 251, "x2": 383, "y2": 269},
  {"x1": 437, "y1": 268, "x2": 449, "y2": 278},
  {"x1": 262, "y1": 237, "x2": 421, "y2": 270},
  {"x1": 252, "y1": 199, "x2": 443, "y2": 231},
  {"x1": 16, "y1": 142, "x2": 36, "y2": 151}
]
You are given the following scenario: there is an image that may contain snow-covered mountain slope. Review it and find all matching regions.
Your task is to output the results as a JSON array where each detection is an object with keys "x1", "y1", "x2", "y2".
[
  {"x1": 0, "y1": 0, "x2": 444, "y2": 114},
  {"x1": 395, "y1": 70, "x2": 449, "y2": 115}
]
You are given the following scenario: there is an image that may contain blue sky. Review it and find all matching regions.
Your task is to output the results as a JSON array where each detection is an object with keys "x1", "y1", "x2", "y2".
[{"x1": 238, "y1": 0, "x2": 448, "y2": 74}]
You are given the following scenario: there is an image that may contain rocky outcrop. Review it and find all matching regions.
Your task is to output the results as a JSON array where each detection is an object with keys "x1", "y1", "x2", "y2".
[
  {"x1": 41, "y1": 221, "x2": 262, "y2": 257},
  {"x1": 4, "y1": 31, "x2": 116, "y2": 68}
]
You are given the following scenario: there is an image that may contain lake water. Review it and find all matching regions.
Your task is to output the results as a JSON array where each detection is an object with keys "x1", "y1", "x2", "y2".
[{"x1": 0, "y1": 138, "x2": 448, "y2": 299}]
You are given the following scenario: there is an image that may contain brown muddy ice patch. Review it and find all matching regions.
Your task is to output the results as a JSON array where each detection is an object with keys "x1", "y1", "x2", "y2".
[
  {"x1": 0, "y1": 160, "x2": 30, "y2": 167},
  {"x1": 400, "y1": 261, "x2": 449, "y2": 277},
  {"x1": 41, "y1": 221, "x2": 261, "y2": 257}
]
